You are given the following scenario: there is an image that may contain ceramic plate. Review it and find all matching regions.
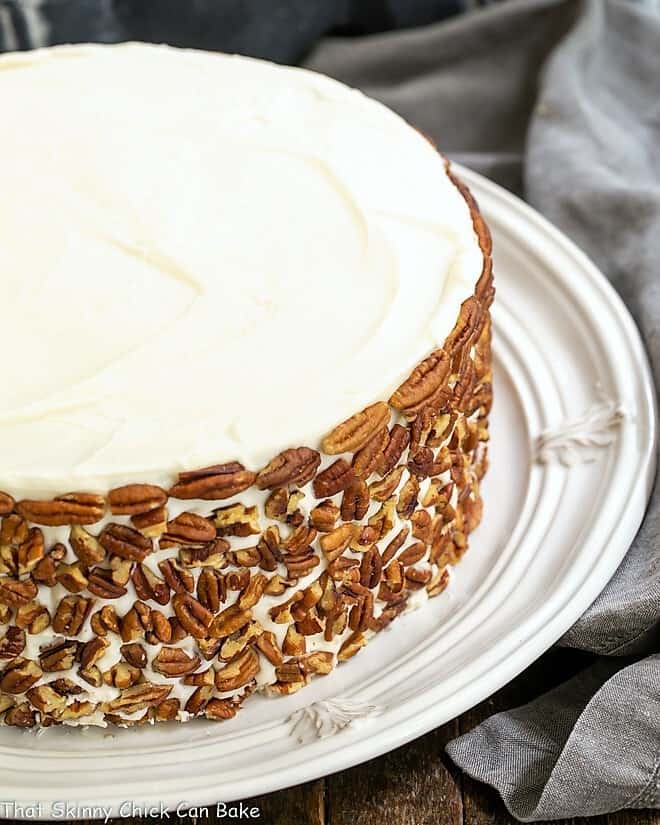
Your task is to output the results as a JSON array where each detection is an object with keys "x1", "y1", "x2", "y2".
[{"x1": 1, "y1": 167, "x2": 656, "y2": 818}]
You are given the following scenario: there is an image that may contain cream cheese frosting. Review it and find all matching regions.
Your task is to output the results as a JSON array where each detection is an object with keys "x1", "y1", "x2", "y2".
[{"x1": 0, "y1": 42, "x2": 483, "y2": 496}]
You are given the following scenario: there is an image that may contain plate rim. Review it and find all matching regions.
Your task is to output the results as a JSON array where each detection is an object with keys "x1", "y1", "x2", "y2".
[{"x1": 2, "y1": 165, "x2": 656, "y2": 816}]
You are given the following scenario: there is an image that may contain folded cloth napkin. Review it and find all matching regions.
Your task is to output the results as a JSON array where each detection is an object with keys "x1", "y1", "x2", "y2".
[{"x1": 306, "y1": 0, "x2": 660, "y2": 819}]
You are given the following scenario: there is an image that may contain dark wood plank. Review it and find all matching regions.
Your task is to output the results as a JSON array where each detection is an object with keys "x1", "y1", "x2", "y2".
[{"x1": 324, "y1": 719, "x2": 462, "y2": 825}]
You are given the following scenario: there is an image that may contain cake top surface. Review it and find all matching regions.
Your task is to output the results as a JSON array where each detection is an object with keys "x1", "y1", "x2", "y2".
[{"x1": 0, "y1": 43, "x2": 483, "y2": 495}]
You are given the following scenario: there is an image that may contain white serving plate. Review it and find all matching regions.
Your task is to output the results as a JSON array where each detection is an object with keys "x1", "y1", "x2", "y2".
[{"x1": 0, "y1": 167, "x2": 655, "y2": 817}]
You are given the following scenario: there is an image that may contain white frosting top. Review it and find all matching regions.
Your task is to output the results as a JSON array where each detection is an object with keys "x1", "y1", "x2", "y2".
[{"x1": 0, "y1": 43, "x2": 483, "y2": 496}]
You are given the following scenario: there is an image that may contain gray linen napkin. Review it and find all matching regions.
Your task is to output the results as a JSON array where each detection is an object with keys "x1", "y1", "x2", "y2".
[{"x1": 305, "y1": 0, "x2": 660, "y2": 819}]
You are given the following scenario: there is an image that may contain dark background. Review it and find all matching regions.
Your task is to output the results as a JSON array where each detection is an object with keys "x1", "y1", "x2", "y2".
[{"x1": 0, "y1": 0, "x2": 494, "y2": 62}]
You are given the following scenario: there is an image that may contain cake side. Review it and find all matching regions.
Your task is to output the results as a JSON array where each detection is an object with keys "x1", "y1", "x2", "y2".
[{"x1": 0, "y1": 164, "x2": 493, "y2": 728}]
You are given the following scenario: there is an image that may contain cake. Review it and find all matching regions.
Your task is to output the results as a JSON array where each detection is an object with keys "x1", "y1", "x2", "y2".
[{"x1": 0, "y1": 43, "x2": 493, "y2": 728}]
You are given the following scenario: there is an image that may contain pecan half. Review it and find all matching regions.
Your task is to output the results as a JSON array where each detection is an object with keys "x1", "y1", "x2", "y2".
[
  {"x1": 397, "y1": 475, "x2": 420, "y2": 518},
  {"x1": 99, "y1": 523, "x2": 152, "y2": 562},
  {"x1": 159, "y1": 558, "x2": 194, "y2": 593},
  {"x1": 169, "y1": 462, "x2": 256, "y2": 500},
  {"x1": 322, "y1": 402, "x2": 390, "y2": 455},
  {"x1": 172, "y1": 593, "x2": 213, "y2": 638},
  {"x1": 313, "y1": 458, "x2": 354, "y2": 498},
  {"x1": 103, "y1": 683, "x2": 172, "y2": 715},
  {"x1": 340, "y1": 478, "x2": 370, "y2": 521},
  {"x1": 152, "y1": 647, "x2": 201, "y2": 678},
  {"x1": 352, "y1": 426, "x2": 389, "y2": 479},
  {"x1": 164, "y1": 511, "x2": 216, "y2": 544},
  {"x1": 370, "y1": 466, "x2": 405, "y2": 502},
  {"x1": 16, "y1": 493, "x2": 105, "y2": 526},
  {"x1": 379, "y1": 425, "x2": 411, "y2": 476},
  {"x1": 108, "y1": 484, "x2": 167, "y2": 516},
  {"x1": 197, "y1": 568, "x2": 225, "y2": 613},
  {"x1": 0, "y1": 577, "x2": 37, "y2": 608},
  {"x1": 256, "y1": 447, "x2": 321, "y2": 490},
  {"x1": 389, "y1": 349, "x2": 451, "y2": 415},
  {"x1": 360, "y1": 548, "x2": 383, "y2": 589},
  {"x1": 320, "y1": 523, "x2": 356, "y2": 562},
  {"x1": 53, "y1": 596, "x2": 94, "y2": 636}
]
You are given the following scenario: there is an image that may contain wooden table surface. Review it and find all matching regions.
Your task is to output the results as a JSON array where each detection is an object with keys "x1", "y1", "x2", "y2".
[{"x1": 1, "y1": 648, "x2": 657, "y2": 825}]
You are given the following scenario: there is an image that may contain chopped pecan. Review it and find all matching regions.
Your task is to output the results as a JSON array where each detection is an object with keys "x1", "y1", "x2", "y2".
[
  {"x1": 40, "y1": 639, "x2": 79, "y2": 672},
  {"x1": 146, "y1": 610, "x2": 173, "y2": 645},
  {"x1": 103, "y1": 683, "x2": 172, "y2": 715},
  {"x1": 256, "y1": 447, "x2": 320, "y2": 490},
  {"x1": 185, "y1": 685, "x2": 213, "y2": 715},
  {"x1": 337, "y1": 631, "x2": 367, "y2": 662},
  {"x1": 411, "y1": 510, "x2": 433, "y2": 543},
  {"x1": 55, "y1": 562, "x2": 89, "y2": 594},
  {"x1": 283, "y1": 625, "x2": 306, "y2": 656},
  {"x1": 0, "y1": 577, "x2": 37, "y2": 608},
  {"x1": 340, "y1": 478, "x2": 370, "y2": 521},
  {"x1": 131, "y1": 505, "x2": 168, "y2": 537},
  {"x1": 275, "y1": 661, "x2": 305, "y2": 685},
  {"x1": 301, "y1": 651, "x2": 334, "y2": 676},
  {"x1": 214, "y1": 648, "x2": 259, "y2": 692},
  {"x1": 164, "y1": 511, "x2": 216, "y2": 544},
  {"x1": 255, "y1": 631, "x2": 284, "y2": 666},
  {"x1": 205, "y1": 698, "x2": 238, "y2": 720},
  {"x1": 238, "y1": 574, "x2": 268, "y2": 610},
  {"x1": 17, "y1": 528, "x2": 45, "y2": 576},
  {"x1": 152, "y1": 647, "x2": 201, "y2": 677},
  {"x1": 26, "y1": 685, "x2": 67, "y2": 715},
  {"x1": 219, "y1": 621, "x2": 263, "y2": 661},
  {"x1": 108, "y1": 483, "x2": 167, "y2": 515},
  {"x1": 370, "y1": 466, "x2": 405, "y2": 502},
  {"x1": 0, "y1": 658, "x2": 42, "y2": 693},
  {"x1": 169, "y1": 462, "x2": 256, "y2": 500},
  {"x1": 313, "y1": 458, "x2": 354, "y2": 498},
  {"x1": 99, "y1": 523, "x2": 152, "y2": 562},
  {"x1": 322, "y1": 402, "x2": 390, "y2": 455},
  {"x1": 264, "y1": 488, "x2": 289, "y2": 520},
  {"x1": 283, "y1": 548, "x2": 320, "y2": 579},
  {"x1": 407, "y1": 446, "x2": 435, "y2": 479},
  {"x1": 88, "y1": 567, "x2": 127, "y2": 599},
  {"x1": 15, "y1": 602, "x2": 50, "y2": 634},
  {"x1": 158, "y1": 558, "x2": 194, "y2": 593},
  {"x1": 0, "y1": 492, "x2": 15, "y2": 516},
  {"x1": 352, "y1": 426, "x2": 389, "y2": 479},
  {"x1": 379, "y1": 425, "x2": 411, "y2": 476},
  {"x1": 121, "y1": 643, "x2": 147, "y2": 669},
  {"x1": 172, "y1": 593, "x2": 213, "y2": 638},
  {"x1": 309, "y1": 500, "x2": 340, "y2": 532},
  {"x1": 397, "y1": 475, "x2": 420, "y2": 518},
  {"x1": 90, "y1": 605, "x2": 119, "y2": 637},
  {"x1": 209, "y1": 604, "x2": 252, "y2": 639},
  {"x1": 0, "y1": 627, "x2": 25, "y2": 660},
  {"x1": 155, "y1": 698, "x2": 181, "y2": 721},
  {"x1": 16, "y1": 493, "x2": 105, "y2": 526},
  {"x1": 327, "y1": 556, "x2": 360, "y2": 584},
  {"x1": 104, "y1": 662, "x2": 142, "y2": 689},
  {"x1": 427, "y1": 567, "x2": 450, "y2": 598},
  {"x1": 5, "y1": 702, "x2": 36, "y2": 728},
  {"x1": 120, "y1": 601, "x2": 153, "y2": 643},
  {"x1": 214, "y1": 504, "x2": 260, "y2": 537},
  {"x1": 79, "y1": 637, "x2": 110, "y2": 685},
  {"x1": 30, "y1": 542, "x2": 66, "y2": 587},
  {"x1": 405, "y1": 567, "x2": 432, "y2": 589},
  {"x1": 178, "y1": 540, "x2": 228, "y2": 569},
  {"x1": 0, "y1": 513, "x2": 28, "y2": 546},
  {"x1": 69, "y1": 525, "x2": 106, "y2": 567},
  {"x1": 132, "y1": 564, "x2": 169, "y2": 605},
  {"x1": 389, "y1": 349, "x2": 451, "y2": 415}
]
